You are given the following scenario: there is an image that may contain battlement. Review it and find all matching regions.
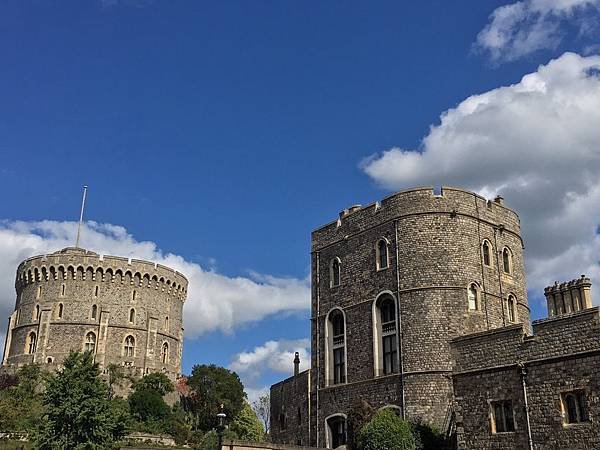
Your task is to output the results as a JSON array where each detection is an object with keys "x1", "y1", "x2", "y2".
[
  {"x1": 451, "y1": 306, "x2": 600, "y2": 373},
  {"x1": 312, "y1": 186, "x2": 521, "y2": 250},
  {"x1": 15, "y1": 247, "x2": 188, "y2": 300},
  {"x1": 544, "y1": 275, "x2": 591, "y2": 317}
]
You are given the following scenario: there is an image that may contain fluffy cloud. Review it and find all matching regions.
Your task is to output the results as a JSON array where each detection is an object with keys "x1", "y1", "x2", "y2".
[
  {"x1": 476, "y1": 0, "x2": 600, "y2": 62},
  {"x1": 230, "y1": 338, "x2": 310, "y2": 387},
  {"x1": 362, "y1": 52, "x2": 600, "y2": 295},
  {"x1": 0, "y1": 220, "x2": 310, "y2": 341}
]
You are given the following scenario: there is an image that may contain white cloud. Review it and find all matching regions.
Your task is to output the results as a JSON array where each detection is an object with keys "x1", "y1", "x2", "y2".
[
  {"x1": 476, "y1": 0, "x2": 600, "y2": 62},
  {"x1": 362, "y1": 52, "x2": 600, "y2": 296},
  {"x1": 230, "y1": 338, "x2": 310, "y2": 386},
  {"x1": 0, "y1": 220, "x2": 310, "y2": 342}
]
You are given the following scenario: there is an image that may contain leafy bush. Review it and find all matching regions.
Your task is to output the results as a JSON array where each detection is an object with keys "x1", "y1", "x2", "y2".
[
  {"x1": 230, "y1": 401, "x2": 264, "y2": 442},
  {"x1": 357, "y1": 409, "x2": 416, "y2": 450},
  {"x1": 129, "y1": 388, "x2": 172, "y2": 424},
  {"x1": 411, "y1": 418, "x2": 447, "y2": 450},
  {"x1": 133, "y1": 372, "x2": 174, "y2": 396}
]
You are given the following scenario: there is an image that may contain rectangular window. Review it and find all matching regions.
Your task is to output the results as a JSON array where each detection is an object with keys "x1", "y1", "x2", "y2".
[
  {"x1": 562, "y1": 390, "x2": 589, "y2": 424},
  {"x1": 333, "y1": 347, "x2": 345, "y2": 384},
  {"x1": 491, "y1": 400, "x2": 515, "y2": 433},
  {"x1": 382, "y1": 335, "x2": 397, "y2": 374}
]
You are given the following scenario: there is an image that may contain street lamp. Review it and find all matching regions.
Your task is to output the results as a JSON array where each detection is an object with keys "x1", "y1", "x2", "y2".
[{"x1": 216, "y1": 407, "x2": 227, "y2": 450}]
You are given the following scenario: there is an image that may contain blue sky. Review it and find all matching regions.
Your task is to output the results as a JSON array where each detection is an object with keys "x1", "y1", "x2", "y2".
[{"x1": 2, "y1": 0, "x2": 600, "y2": 398}]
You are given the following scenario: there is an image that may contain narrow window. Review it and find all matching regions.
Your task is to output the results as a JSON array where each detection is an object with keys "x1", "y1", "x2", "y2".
[
  {"x1": 297, "y1": 407, "x2": 302, "y2": 424},
  {"x1": 279, "y1": 413, "x2": 286, "y2": 430},
  {"x1": 124, "y1": 335, "x2": 135, "y2": 357},
  {"x1": 378, "y1": 296, "x2": 398, "y2": 375},
  {"x1": 329, "y1": 310, "x2": 346, "y2": 384},
  {"x1": 376, "y1": 239, "x2": 389, "y2": 270},
  {"x1": 330, "y1": 258, "x2": 341, "y2": 287},
  {"x1": 84, "y1": 332, "x2": 96, "y2": 354},
  {"x1": 57, "y1": 303, "x2": 63, "y2": 319},
  {"x1": 468, "y1": 283, "x2": 479, "y2": 311},
  {"x1": 94, "y1": 286, "x2": 98, "y2": 297},
  {"x1": 482, "y1": 241, "x2": 491, "y2": 266},
  {"x1": 34, "y1": 304, "x2": 40, "y2": 321},
  {"x1": 162, "y1": 342, "x2": 169, "y2": 364},
  {"x1": 132, "y1": 290, "x2": 137, "y2": 301},
  {"x1": 15, "y1": 308, "x2": 20, "y2": 326},
  {"x1": 491, "y1": 400, "x2": 515, "y2": 433},
  {"x1": 327, "y1": 416, "x2": 347, "y2": 448},
  {"x1": 503, "y1": 247, "x2": 512, "y2": 274},
  {"x1": 506, "y1": 295, "x2": 517, "y2": 322},
  {"x1": 164, "y1": 316, "x2": 169, "y2": 331},
  {"x1": 27, "y1": 332, "x2": 37, "y2": 354},
  {"x1": 129, "y1": 308, "x2": 135, "y2": 324},
  {"x1": 61, "y1": 284, "x2": 66, "y2": 296},
  {"x1": 562, "y1": 391, "x2": 589, "y2": 424},
  {"x1": 91, "y1": 304, "x2": 97, "y2": 320},
  {"x1": 37, "y1": 286, "x2": 42, "y2": 299}
]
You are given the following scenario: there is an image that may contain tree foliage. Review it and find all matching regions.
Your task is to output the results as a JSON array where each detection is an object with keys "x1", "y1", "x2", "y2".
[
  {"x1": 230, "y1": 401, "x2": 264, "y2": 442},
  {"x1": 129, "y1": 388, "x2": 171, "y2": 423},
  {"x1": 252, "y1": 394, "x2": 270, "y2": 433},
  {"x1": 0, "y1": 364, "x2": 44, "y2": 432},
  {"x1": 357, "y1": 409, "x2": 416, "y2": 450},
  {"x1": 33, "y1": 351, "x2": 127, "y2": 450},
  {"x1": 132, "y1": 372, "x2": 174, "y2": 396},
  {"x1": 186, "y1": 364, "x2": 246, "y2": 430}
]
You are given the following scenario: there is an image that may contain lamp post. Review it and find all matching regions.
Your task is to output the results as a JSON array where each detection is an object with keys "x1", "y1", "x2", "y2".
[{"x1": 217, "y1": 406, "x2": 226, "y2": 450}]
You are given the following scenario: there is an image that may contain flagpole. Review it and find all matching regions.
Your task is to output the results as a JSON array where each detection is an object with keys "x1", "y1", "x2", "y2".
[{"x1": 75, "y1": 186, "x2": 88, "y2": 248}]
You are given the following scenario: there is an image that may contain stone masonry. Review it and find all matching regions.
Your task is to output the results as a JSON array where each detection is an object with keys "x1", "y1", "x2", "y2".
[
  {"x1": 1, "y1": 247, "x2": 187, "y2": 384},
  {"x1": 271, "y1": 186, "x2": 531, "y2": 448}
]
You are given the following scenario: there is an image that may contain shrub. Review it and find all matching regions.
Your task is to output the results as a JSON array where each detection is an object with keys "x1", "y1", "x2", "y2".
[
  {"x1": 129, "y1": 388, "x2": 171, "y2": 424},
  {"x1": 411, "y1": 418, "x2": 447, "y2": 450},
  {"x1": 357, "y1": 409, "x2": 416, "y2": 450}
]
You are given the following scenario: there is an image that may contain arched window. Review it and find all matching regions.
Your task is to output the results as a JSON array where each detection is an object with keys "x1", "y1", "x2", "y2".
[
  {"x1": 61, "y1": 284, "x2": 66, "y2": 296},
  {"x1": 482, "y1": 240, "x2": 492, "y2": 267},
  {"x1": 468, "y1": 283, "x2": 480, "y2": 311},
  {"x1": 57, "y1": 303, "x2": 64, "y2": 319},
  {"x1": 506, "y1": 294, "x2": 517, "y2": 322},
  {"x1": 502, "y1": 247, "x2": 513, "y2": 274},
  {"x1": 562, "y1": 391, "x2": 589, "y2": 424},
  {"x1": 26, "y1": 332, "x2": 37, "y2": 354},
  {"x1": 164, "y1": 316, "x2": 169, "y2": 331},
  {"x1": 326, "y1": 309, "x2": 346, "y2": 385},
  {"x1": 162, "y1": 342, "x2": 169, "y2": 364},
  {"x1": 124, "y1": 335, "x2": 135, "y2": 357},
  {"x1": 91, "y1": 304, "x2": 97, "y2": 320},
  {"x1": 84, "y1": 332, "x2": 96, "y2": 353},
  {"x1": 37, "y1": 286, "x2": 42, "y2": 299},
  {"x1": 376, "y1": 239, "x2": 389, "y2": 270},
  {"x1": 330, "y1": 258, "x2": 341, "y2": 288},
  {"x1": 129, "y1": 308, "x2": 135, "y2": 324},
  {"x1": 373, "y1": 294, "x2": 398, "y2": 376},
  {"x1": 326, "y1": 415, "x2": 347, "y2": 449},
  {"x1": 132, "y1": 290, "x2": 137, "y2": 301},
  {"x1": 34, "y1": 304, "x2": 40, "y2": 321}
]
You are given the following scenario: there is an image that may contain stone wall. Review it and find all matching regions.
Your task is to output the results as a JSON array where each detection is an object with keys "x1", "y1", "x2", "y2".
[
  {"x1": 304, "y1": 186, "x2": 529, "y2": 447},
  {"x1": 270, "y1": 370, "x2": 311, "y2": 446},
  {"x1": 451, "y1": 307, "x2": 600, "y2": 450},
  {"x1": 2, "y1": 247, "x2": 187, "y2": 382}
]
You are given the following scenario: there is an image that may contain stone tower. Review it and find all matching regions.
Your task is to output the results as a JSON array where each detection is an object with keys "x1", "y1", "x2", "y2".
[
  {"x1": 269, "y1": 186, "x2": 531, "y2": 447},
  {"x1": 1, "y1": 247, "x2": 187, "y2": 382}
]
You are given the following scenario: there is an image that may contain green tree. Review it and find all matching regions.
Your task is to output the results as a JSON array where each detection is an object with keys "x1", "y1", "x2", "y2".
[
  {"x1": 129, "y1": 388, "x2": 171, "y2": 423},
  {"x1": 230, "y1": 401, "x2": 264, "y2": 442},
  {"x1": 132, "y1": 372, "x2": 174, "y2": 396},
  {"x1": 0, "y1": 364, "x2": 44, "y2": 433},
  {"x1": 357, "y1": 409, "x2": 416, "y2": 450},
  {"x1": 33, "y1": 351, "x2": 127, "y2": 450},
  {"x1": 186, "y1": 364, "x2": 246, "y2": 430}
]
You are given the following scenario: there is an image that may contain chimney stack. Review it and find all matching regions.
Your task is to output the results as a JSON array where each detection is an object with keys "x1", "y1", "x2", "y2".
[
  {"x1": 294, "y1": 352, "x2": 300, "y2": 376},
  {"x1": 544, "y1": 275, "x2": 592, "y2": 317}
]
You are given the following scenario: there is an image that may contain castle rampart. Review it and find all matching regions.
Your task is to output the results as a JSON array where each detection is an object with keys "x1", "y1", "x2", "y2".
[{"x1": 2, "y1": 247, "x2": 187, "y2": 383}]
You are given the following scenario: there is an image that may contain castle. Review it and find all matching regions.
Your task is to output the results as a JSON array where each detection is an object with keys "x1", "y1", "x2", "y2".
[
  {"x1": 1, "y1": 246, "x2": 187, "y2": 384},
  {"x1": 269, "y1": 187, "x2": 599, "y2": 450}
]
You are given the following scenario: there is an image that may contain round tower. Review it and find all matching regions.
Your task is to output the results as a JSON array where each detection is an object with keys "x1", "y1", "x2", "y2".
[
  {"x1": 310, "y1": 186, "x2": 530, "y2": 443},
  {"x1": 2, "y1": 247, "x2": 187, "y2": 382}
]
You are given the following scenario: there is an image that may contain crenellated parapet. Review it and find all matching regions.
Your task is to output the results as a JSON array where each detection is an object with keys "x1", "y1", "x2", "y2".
[
  {"x1": 544, "y1": 275, "x2": 592, "y2": 317},
  {"x1": 15, "y1": 247, "x2": 188, "y2": 301},
  {"x1": 3, "y1": 246, "x2": 187, "y2": 386}
]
